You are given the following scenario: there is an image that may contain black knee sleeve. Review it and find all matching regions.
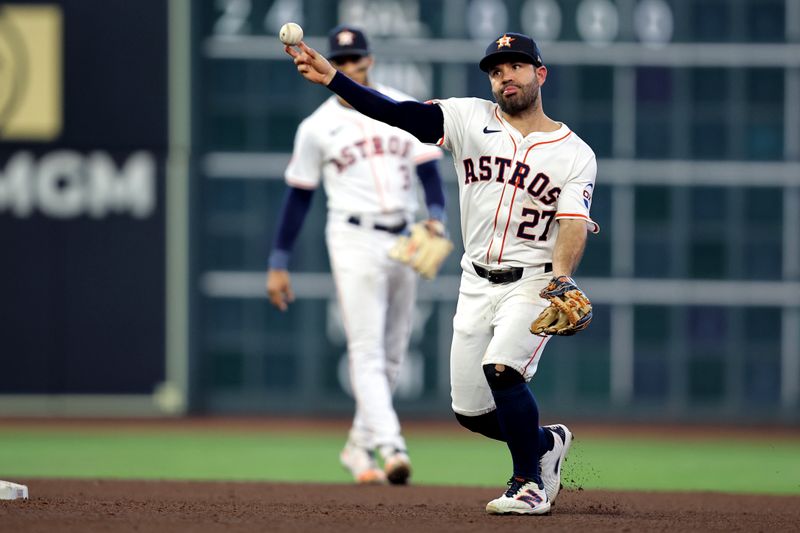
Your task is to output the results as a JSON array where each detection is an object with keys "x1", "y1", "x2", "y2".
[
  {"x1": 482, "y1": 363, "x2": 524, "y2": 390},
  {"x1": 454, "y1": 412, "x2": 505, "y2": 441}
]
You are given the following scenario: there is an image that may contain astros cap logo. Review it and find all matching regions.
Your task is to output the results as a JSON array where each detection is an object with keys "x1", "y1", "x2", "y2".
[
  {"x1": 496, "y1": 34, "x2": 515, "y2": 49},
  {"x1": 337, "y1": 30, "x2": 355, "y2": 46},
  {"x1": 0, "y1": 4, "x2": 62, "y2": 141}
]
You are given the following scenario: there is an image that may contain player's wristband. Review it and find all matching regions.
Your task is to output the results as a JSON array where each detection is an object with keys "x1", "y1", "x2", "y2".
[
  {"x1": 268, "y1": 249, "x2": 290, "y2": 270},
  {"x1": 427, "y1": 204, "x2": 446, "y2": 223}
]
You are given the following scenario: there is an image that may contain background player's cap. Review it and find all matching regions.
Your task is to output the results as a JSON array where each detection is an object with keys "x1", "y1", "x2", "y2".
[
  {"x1": 479, "y1": 32, "x2": 543, "y2": 72},
  {"x1": 327, "y1": 25, "x2": 370, "y2": 60}
]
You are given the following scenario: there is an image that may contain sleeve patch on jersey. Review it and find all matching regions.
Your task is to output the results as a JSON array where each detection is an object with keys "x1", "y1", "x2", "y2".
[{"x1": 582, "y1": 183, "x2": 594, "y2": 209}]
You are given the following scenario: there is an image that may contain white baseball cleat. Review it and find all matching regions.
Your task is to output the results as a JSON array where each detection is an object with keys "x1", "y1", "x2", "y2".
[
  {"x1": 539, "y1": 424, "x2": 573, "y2": 504},
  {"x1": 486, "y1": 476, "x2": 551, "y2": 515},
  {"x1": 379, "y1": 447, "x2": 412, "y2": 485},
  {"x1": 340, "y1": 443, "x2": 387, "y2": 484}
]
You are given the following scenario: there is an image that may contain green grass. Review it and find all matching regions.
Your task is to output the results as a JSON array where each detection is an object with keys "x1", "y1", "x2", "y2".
[{"x1": 0, "y1": 428, "x2": 798, "y2": 495}]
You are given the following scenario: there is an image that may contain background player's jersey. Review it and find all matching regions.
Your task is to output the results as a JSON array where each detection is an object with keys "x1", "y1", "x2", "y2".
[
  {"x1": 286, "y1": 85, "x2": 442, "y2": 216},
  {"x1": 433, "y1": 97, "x2": 599, "y2": 269}
]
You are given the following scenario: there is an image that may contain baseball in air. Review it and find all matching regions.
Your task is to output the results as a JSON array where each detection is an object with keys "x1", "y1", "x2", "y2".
[{"x1": 279, "y1": 23, "x2": 304, "y2": 45}]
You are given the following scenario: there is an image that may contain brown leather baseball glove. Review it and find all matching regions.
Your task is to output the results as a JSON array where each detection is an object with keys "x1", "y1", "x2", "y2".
[
  {"x1": 389, "y1": 220, "x2": 453, "y2": 280},
  {"x1": 530, "y1": 276, "x2": 593, "y2": 336}
]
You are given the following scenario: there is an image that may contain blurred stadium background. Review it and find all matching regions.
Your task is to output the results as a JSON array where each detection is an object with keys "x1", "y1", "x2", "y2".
[{"x1": 1, "y1": 0, "x2": 799, "y2": 430}]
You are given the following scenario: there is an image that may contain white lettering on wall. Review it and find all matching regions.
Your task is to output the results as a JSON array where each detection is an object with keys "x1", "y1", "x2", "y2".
[{"x1": 0, "y1": 150, "x2": 157, "y2": 219}]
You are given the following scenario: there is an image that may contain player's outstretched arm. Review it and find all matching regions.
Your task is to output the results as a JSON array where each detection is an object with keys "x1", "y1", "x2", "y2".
[
  {"x1": 284, "y1": 42, "x2": 336, "y2": 85},
  {"x1": 285, "y1": 43, "x2": 443, "y2": 143}
]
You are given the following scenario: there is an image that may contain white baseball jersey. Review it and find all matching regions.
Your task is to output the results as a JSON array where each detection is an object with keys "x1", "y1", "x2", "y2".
[
  {"x1": 286, "y1": 85, "x2": 442, "y2": 216},
  {"x1": 433, "y1": 97, "x2": 599, "y2": 268}
]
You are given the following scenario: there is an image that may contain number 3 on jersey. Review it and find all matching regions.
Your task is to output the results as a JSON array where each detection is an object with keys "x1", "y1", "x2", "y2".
[
  {"x1": 399, "y1": 165, "x2": 411, "y2": 190},
  {"x1": 516, "y1": 208, "x2": 556, "y2": 241}
]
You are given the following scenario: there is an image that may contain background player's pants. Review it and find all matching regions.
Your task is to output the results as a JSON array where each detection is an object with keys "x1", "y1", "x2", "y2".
[
  {"x1": 450, "y1": 258, "x2": 553, "y2": 416},
  {"x1": 326, "y1": 215, "x2": 416, "y2": 451}
]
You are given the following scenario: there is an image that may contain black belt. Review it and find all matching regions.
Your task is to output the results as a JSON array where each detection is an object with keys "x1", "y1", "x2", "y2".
[
  {"x1": 347, "y1": 215, "x2": 407, "y2": 234},
  {"x1": 472, "y1": 262, "x2": 552, "y2": 284}
]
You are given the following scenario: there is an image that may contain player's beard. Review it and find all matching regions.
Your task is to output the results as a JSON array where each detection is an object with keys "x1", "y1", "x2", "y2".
[{"x1": 494, "y1": 78, "x2": 540, "y2": 116}]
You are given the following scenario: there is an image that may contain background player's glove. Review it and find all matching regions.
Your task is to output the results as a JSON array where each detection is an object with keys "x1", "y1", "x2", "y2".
[
  {"x1": 389, "y1": 220, "x2": 453, "y2": 280},
  {"x1": 530, "y1": 276, "x2": 593, "y2": 336}
]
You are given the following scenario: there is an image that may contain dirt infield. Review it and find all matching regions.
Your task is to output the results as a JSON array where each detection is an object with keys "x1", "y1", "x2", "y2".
[{"x1": 2, "y1": 479, "x2": 798, "y2": 533}]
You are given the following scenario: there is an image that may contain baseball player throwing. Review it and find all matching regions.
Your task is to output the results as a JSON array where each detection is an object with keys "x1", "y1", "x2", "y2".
[
  {"x1": 267, "y1": 26, "x2": 446, "y2": 485},
  {"x1": 285, "y1": 30, "x2": 598, "y2": 514}
]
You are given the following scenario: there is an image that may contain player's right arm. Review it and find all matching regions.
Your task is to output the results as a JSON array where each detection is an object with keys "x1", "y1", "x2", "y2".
[
  {"x1": 266, "y1": 186, "x2": 314, "y2": 311},
  {"x1": 266, "y1": 118, "x2": 323, "y2": 311},
  {"x1": 285, "y1": 42, "x2": 444, "y2": 144}
]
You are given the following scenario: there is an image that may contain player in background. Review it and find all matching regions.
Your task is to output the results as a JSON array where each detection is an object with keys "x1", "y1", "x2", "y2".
[
  {"x1": 266, "y1": 26, "x2": 446, "y2": 485},
  {"x1": 284, "y1": 33, "x2": 598, "y2": 514}
]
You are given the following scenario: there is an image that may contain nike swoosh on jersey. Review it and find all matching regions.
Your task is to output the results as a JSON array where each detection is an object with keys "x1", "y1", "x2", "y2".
[{"x1": 483, "y1": 126, "x2": 501, "y2": 134}]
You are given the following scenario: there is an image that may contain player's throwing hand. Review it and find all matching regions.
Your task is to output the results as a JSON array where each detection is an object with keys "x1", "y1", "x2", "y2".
[{"x1": 284, "y1": 42, "x2": 337, "y2": 85}]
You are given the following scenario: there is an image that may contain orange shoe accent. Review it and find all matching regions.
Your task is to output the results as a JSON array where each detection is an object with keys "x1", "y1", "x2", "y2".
[{"x1": 356, "y1": 468, "x2": 387, "y2": 484}]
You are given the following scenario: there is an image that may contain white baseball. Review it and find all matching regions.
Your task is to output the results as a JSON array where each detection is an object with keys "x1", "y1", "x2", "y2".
[{"x1": 279, "y1": 22, "x2": 304, "y2": 46}]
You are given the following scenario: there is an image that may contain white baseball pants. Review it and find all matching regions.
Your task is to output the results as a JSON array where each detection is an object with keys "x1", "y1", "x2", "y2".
[
  {"x1": 326, "y1": 214, "x2": 416, "y2": 451},
  {"x1": 449, "y1": 259, "x2": 553, "y2": 416}
]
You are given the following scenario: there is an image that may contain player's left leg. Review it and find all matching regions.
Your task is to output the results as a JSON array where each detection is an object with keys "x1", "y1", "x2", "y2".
[
  {"x1": 487, "y1": 275, "x2": 574, "y2": 504},
  {"x1": 378, "y1": 257, "x2": 417, "y2": 484},
  {"x1": 481, "y1": 363, "x2": 551, "y2": 514},
  {"x1": 482, "y1": 274, "x2": 554, "y2": 514}
]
